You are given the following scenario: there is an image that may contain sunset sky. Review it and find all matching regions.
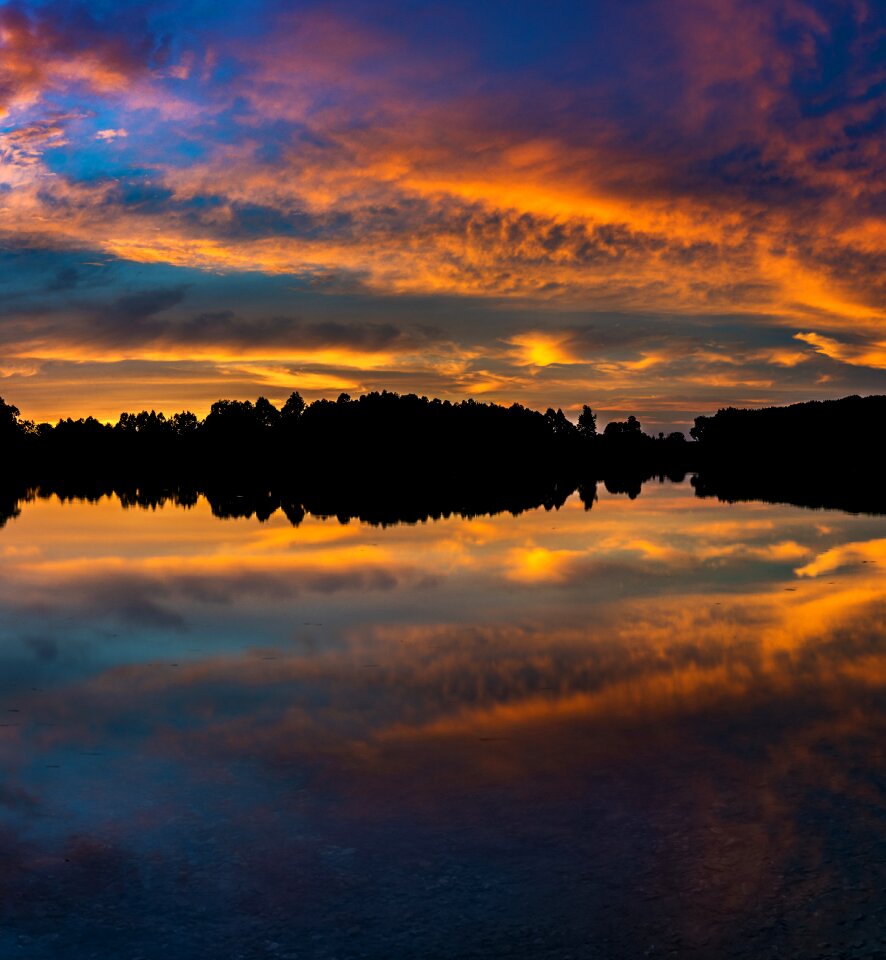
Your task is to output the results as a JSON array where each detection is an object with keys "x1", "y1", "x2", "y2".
[{"x1": 3, "y1": 0, "x2": 886, "y2": 430}]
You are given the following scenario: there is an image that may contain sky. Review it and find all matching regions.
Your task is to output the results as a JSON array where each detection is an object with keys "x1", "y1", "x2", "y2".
[{"x1": 3, "y1": 0, "x2": 886, "y2": 430}]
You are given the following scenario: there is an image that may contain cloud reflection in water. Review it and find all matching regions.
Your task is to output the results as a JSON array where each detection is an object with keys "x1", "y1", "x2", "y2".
[{"x1": 0, "y1": 482, "x2": 885, "y2": 957}]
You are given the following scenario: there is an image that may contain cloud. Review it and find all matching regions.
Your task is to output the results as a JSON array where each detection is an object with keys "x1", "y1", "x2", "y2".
[
  {"x1": 508, "y1": 333, "x2": 580, "y2": 367},
  {"x1": 795, "y1": 537, "x2": 886, "y2": 578},
  {"x1": 0, "y1": 1, "x2": 881, "y2": 312},
  {"x1": 0, "y1": 3, "x2": 156, "y2": 116},
  {"x1": 0, "y1": 552, "x2": 430, "y2": 632},
  {"x1": 794, "y1": 331, "x2": 886, "y2": 370},
  {"x1": 0, "y1": 280, "x2": 445, "y2": 370},
  {"x1": 2, "y1": 0, "x2": 886, "y2": 418},
  {"x1": 0, "y1": 115, "x2": 72, "y2": 164}
]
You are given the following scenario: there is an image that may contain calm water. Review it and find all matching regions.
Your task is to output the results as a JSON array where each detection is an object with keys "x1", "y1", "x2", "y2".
[{"x1": 1, "y1": 481, "x2": 885, "y2": 959}]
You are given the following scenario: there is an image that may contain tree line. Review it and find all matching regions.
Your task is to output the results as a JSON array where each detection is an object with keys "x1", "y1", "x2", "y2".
[
  {"x1": 0, "y1": 391, "x2": 691, "y2": 485},
  {"x1": 4, "y1": 390, "x2": 885, "y2": 521},
  {"x1": 6, "y1": 389, "x2": 882, "y2": 484}
]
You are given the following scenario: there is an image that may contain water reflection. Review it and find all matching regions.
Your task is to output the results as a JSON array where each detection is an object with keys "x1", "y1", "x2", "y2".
[{"x1": 1, "y1": 484, "x2": 885, "y2": 958}]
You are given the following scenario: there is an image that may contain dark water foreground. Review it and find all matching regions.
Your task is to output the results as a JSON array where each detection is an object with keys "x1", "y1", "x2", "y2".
[{"x1": 1, "y1": 479, "x2": 885, "y2": 958}]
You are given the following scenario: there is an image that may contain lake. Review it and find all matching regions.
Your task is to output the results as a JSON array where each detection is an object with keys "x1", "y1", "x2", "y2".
[{"x1": 1, "y1": 479, "x2": 885, "y2": 958}]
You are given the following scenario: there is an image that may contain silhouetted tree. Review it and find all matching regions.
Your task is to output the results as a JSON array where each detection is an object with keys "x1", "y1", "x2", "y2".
[
  {"x1": 170, "y1": 411, "x2": 199, "y2": 436},
  {"x1": 137, "y1": 411, "x2": 167, "y2": 436},
  {"x1": 544, "y1": 407, "x2": 575, "y2": 437},
  {"x1": 689, "y1": 416, "x2": 709, "y2": 442},
  {"x1": 0, "y1": 396, "x2": 23, "y2": 439},
  {"x1": 577, "y1": 405, "x2": 597, "y2": 438},
  {"x1": 578, "y1": 480, "x2": 598, "y2": 510},
  {"x1": 281, "y1": 391, "x2": 306, "y2": 421},
  {"x1": 204, "y1": 399, "x2": 262, "y2": 439},
  {"x1": 254, "y1": 397, "x2": 280, "y2": 429},
  {"x1": 115, "y1": 412, "x2": 134, "y2": 433}
]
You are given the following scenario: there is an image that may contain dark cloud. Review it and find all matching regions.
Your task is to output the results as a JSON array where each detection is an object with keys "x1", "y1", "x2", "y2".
[
  {"x1": 103, "y1": 287, "x2": 188, "y2": 324},
  {"x1": 101, "y1": 179, "x2": 176, "y2": 213},
  {"x1": 7, "y1": 565, "x2": 423, "y2": 633},
  {"x1": 0, "y1": 1, "x2": 158, "y2": 114},
  {"x1": 165, "y1": 313, "x2": 407, "y2": 352},
  {"x1": 0, "y1": 265, "x2": 455, "y2": 356},
  {"x1": 46, "y1": 266, "x2": 81, "y2": 292},
  {"x1": 22, "y1": 634, "x2": 59, "y2": 662},
  {"x1": 218, "y1": 202, "x2": 354, "y2": 241},
  {"x1": 88, "y1": 293, "x2": 416, "y2": 352}
]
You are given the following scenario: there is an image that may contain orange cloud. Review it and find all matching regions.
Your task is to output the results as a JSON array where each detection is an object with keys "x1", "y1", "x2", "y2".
[
  {"x1": 794, "y1": 332, "x2": 886, "y2": 370},
  {"x1": 508, "y1": 333, "x2": 580, "y2": 367},
  {"x1": 795, "y1": 537, "x2": 886, "y2": 578}
]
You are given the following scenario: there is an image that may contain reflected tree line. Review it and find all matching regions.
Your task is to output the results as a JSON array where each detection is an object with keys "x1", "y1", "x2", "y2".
[
  {"x1": 0, "y1": 478, "x2": 594, "y2": 529},
  {"x1": 2, "y1": 391, "x2": 884, "y2": 523}
]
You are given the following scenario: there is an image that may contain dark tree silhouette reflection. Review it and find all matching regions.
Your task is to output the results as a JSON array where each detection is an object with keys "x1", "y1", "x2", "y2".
[{"x1": 5, "y1": 391, "x2": 886, "y2": 520}]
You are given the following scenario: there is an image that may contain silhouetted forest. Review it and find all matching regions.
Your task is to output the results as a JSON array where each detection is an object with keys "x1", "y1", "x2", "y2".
[
  {"x1": 0, "y1": 391, "x2": 691, "y2": 485},
  {"x1": 689, "y1": 394, "x2": 886, "y2": 514},
  {"x1": 0, "y1": 390, "x2": 689, "y2": 526},
  {"x1": 2, "y1": 391, "x2": 885, "y2": 523},
  {"x1": 690, "y1": 394, "x2": 886, "y2": 463},
  {"x1": 0, "y1": 477, "x2": 599, "y2": 530}
]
